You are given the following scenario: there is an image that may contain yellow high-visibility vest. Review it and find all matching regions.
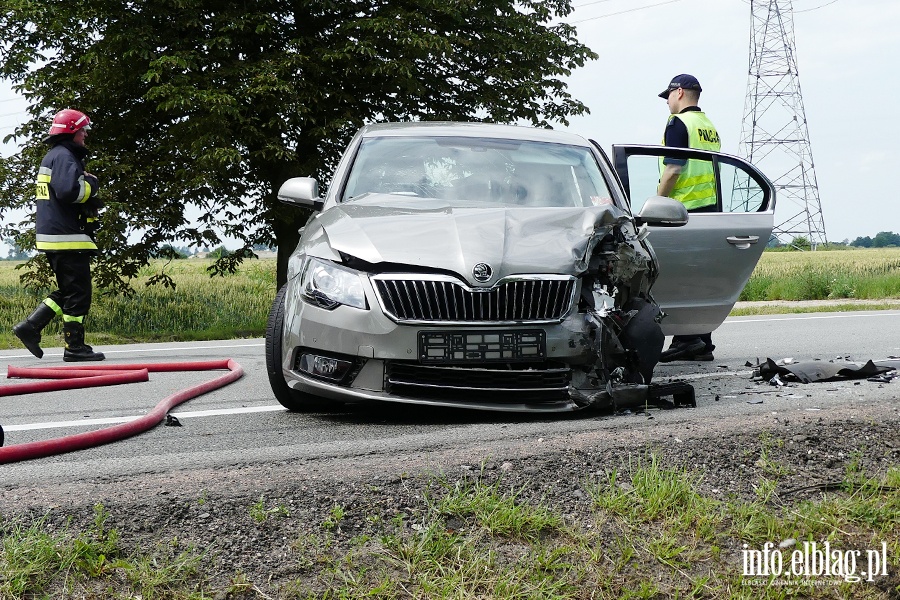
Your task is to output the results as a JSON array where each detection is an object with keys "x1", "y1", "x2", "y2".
[{"x1": 660, "y1": 111, "x2": 720, "y2": 210}]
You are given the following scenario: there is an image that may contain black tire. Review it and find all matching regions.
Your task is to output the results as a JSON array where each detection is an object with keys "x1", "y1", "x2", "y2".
[{"x1": 265, "y1": 284, "x2": 333, "y2": 411}]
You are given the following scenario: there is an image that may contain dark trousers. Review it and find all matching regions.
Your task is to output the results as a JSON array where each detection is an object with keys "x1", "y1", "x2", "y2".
[{"x1": 47, "y1": 252, "x2": 93, "y2": 318}]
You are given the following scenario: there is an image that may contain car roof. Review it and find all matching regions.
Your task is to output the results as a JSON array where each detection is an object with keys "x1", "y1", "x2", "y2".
[{"x1": 359, "y1": 121, "x2": 592, "y2": 147}]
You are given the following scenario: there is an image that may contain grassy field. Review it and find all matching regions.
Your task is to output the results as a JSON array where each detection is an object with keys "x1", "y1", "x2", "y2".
[
  {"x1": 1, "y1": 247, "x2": 898, "y2": 350},
  {"x1": 0, "y1": 258, "x2": 276, "y2": 350},
  {"x1": 740, "y1": 247, "x2": 900, "y2": 302}
]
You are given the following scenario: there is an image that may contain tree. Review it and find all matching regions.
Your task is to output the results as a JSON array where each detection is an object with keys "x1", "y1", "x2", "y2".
[
  {"x1": 0, "y1": 0, "x2": 595, "y2": 290},
  {"x1": 872, "y1": 231, "x2": 900, "y2": 248},
  {"x1": 790, "y1": 236, "x2": 811, "y2": 251},
  {"x1": 207, "y1": 245, "x2": 232, "y2": 259},
  {"x1": 3, "y1": 239, "x2": 32, "y2": 261},
  {"x1": 153, "y1": 243, "x2": 188, "y2": 259}
]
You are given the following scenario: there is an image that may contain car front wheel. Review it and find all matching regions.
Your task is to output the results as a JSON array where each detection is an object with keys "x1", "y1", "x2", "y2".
[{"x1": 265, "y1": 284, "x2": 333, "y2": 411}]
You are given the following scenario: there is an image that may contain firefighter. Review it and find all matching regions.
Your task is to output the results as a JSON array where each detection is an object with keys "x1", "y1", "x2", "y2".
[{"x1": 13, "y1": 109, "x2": 105, "y2": 361}]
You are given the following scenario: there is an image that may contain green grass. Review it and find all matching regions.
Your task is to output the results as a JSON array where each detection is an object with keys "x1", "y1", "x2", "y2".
[
  {"x1": 4, "y1": 454, "x2": 896, "y2": 598},
  {"x1": 430, "y1": 474, "x2": 563, "y2": 540},
  {"x1": 0, "y1": 504, "x2": 205, "y2": 599},
  {"x1": 249, "y1": 495, "x2": 291, "y2": 523},
  {"x1": 0, "y1": 258, "x2": 276, "y2": 349}
]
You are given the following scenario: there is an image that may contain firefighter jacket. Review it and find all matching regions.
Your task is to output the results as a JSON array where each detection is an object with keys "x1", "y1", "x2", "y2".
[{"x1": 35, "y1": 140, "x2": 101, "y2": 252}]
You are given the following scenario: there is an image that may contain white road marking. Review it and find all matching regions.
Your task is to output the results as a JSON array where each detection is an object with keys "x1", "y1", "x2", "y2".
[
  {"x1": 664, "y1": 370, "x2": 754, "y2": 381},
  {"x1": 101, "y1": 342, "x2": 265, "y2": 354},
  {"x1": 724, "y1": 311, "x2": 900, "y2": 324},
  {"x1": 2, "y1": 404, "x2": 286, "y2": 432},
  {"x1": 0, "y1": 342, "x2": 264, "y2": 360}
]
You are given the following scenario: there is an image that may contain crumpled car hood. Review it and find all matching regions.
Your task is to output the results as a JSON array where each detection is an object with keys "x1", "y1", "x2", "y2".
[{"x1": 306, "y1": 195, "x2": 634, "y2": 286}]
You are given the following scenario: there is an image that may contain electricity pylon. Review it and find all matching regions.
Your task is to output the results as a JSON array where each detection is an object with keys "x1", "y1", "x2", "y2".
[{"x1": 739, "y1": 0, "x2": 827, "y2": 248}]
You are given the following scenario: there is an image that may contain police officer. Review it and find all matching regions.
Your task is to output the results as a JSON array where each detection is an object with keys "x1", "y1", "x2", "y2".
[
  {"x1": 13, "y1": 109, "x2": 105, "y2": 361},
  {"x1": 656, "y1": 74, "x2": 720, "y2": 362}
]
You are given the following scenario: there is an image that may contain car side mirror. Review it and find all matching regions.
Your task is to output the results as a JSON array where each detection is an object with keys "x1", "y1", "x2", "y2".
[
  {"x1": 634, "y1": 195, "x2": 689, "y2": 227},
  {"x1": 278, "y1": 177, "x2": 324, "y2": 211}
]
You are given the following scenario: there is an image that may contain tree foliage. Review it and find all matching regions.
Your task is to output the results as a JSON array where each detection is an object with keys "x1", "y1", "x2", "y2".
[
  {"x1": 3, "y1": 238, "x2": 32, "y2": 260},
  {"x1": 851, "y1": 231, "x2": 900, "y2": 248},
  {"x1": 0, "y1": 0, "x2": 595, "y2": 290}
]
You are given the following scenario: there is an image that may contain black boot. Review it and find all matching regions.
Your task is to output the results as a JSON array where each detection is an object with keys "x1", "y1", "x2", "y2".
[
  {"x1": 63, "y1": 321, "x2": 105, "y2": 362},
  {"x1": 13, "y1": 302, "x2": 57, "y2": 359}
]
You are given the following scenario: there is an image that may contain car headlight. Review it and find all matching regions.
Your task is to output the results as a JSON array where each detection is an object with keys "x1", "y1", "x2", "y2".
[{"x1": 301, "y1": 257, "x2": 368, "y2": 310}]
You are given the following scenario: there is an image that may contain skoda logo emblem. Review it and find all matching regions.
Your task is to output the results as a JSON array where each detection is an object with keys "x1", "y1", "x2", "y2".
[{"x1": 472, "y1": 262, "x2": 493, "y2": 283}]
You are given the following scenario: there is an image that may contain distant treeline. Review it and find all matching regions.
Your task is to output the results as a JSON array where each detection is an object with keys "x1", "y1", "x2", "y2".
[
  {"x1": 768, "y1": 231, "x2": 899, "y2": 251},
  {"x1": 848, "y1": 231, "x2": 900, "y2": 248}
]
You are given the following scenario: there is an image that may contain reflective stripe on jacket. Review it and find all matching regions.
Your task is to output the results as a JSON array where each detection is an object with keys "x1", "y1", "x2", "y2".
[
  {"x1": 659, "y1": 111, "x2": 721, "y2": 210},
  {"x1": 35, "y1": 143, "x2": 100, "y2": 252}
]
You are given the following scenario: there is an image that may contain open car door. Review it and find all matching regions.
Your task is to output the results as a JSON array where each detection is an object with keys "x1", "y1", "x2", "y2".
[{"x1": 610, "y1": 145, "x2": 776, "y2": 336}]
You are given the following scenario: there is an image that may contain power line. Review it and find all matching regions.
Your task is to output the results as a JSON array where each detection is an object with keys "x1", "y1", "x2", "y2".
[
  {"x1": 572, "y1": 0, "x2": 623, "y2": 8},
  {"x1": 567, "y1": 0, "x2": 684, "y2": 24},
  {"x1": 795, "y1": 0, "x2": 839, "y2": 13}
]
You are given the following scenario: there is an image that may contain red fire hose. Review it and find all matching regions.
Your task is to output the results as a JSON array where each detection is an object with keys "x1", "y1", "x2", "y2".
[{"x1": 0, "y1": 359, "x2": 243, "y2": 464}]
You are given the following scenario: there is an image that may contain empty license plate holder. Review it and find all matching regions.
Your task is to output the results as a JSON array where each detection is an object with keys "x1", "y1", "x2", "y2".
[{"x1": 418, "y1": 330, "x2": 546, "y2": 363}]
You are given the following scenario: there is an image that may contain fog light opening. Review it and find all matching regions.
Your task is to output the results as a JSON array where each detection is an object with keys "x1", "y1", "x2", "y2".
[{"x1": 298, "y1": 353, "x2": 355, "y2": 382}]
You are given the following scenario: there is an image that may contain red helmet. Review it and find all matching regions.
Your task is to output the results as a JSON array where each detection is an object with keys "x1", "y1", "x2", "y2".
[{"x1": 47, "y1": 109, "x2": 92, "y2": 136}]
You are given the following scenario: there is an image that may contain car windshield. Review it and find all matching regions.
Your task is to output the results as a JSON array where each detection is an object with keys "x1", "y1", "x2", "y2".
[{"x1": 341, "y1": 136, "x2": 614, "y2": 207}]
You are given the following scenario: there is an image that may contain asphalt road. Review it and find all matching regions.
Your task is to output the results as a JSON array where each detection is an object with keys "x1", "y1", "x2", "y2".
[{"x1": 2, "y1": 309, "x2": 898, "y2": 487}]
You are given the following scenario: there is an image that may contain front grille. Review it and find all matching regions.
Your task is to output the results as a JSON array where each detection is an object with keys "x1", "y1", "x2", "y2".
[
  {"x1": 386, "y1": 361, "x2": 571, "y2": 403},
  {"x1": 372, "y1": 275, "x2": 575, "y2": 323}
]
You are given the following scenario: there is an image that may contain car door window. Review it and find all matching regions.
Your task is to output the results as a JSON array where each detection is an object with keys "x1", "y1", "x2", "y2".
[
  {"x1": 622, "y1": 155, "x2": 665, "y2": 214},
  {"x1": 620, "y1": 152, "x2": 769, "y2": 215},
  {"x1": 720, "y1": 162, "x2": 766, "y2": 213}
]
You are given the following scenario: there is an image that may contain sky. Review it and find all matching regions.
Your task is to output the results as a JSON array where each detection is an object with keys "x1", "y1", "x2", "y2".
[
  {"x1": 555, "y1": 0, "x2": 899, "y2": 243},
  {"x1": 2, "y1": 0, "x2": 898, "y2": 245}
]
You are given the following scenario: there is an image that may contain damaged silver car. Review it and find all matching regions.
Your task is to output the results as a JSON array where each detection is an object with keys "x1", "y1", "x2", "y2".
[{"x1": 266, "y1": 122, "x2": 774, "y2": 411}]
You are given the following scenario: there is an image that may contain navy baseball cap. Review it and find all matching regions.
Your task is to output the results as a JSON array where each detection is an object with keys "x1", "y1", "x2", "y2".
[{"x1": 659, "y1": 74, "x2": 702, "y2": 98}]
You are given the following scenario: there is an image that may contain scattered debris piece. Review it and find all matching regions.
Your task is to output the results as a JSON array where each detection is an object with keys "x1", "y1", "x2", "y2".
[
  {"x1": 769, "y1": 373, "x2": 787, "y2": 387},
  {"x1": 868, "y1": 372, "x2": 899, "y2": 384},
  {"x1": 165, "y1": 414, "x2": 182, "y2": 427},
  {"x1": 754, "y1": 357, "x2": 895, "y2": 384}
]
